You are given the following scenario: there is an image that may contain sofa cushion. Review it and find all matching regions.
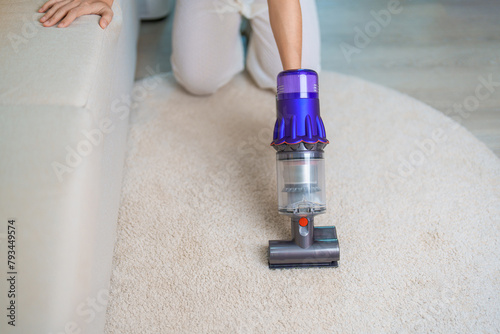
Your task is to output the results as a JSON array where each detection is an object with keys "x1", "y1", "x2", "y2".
[{"x1": 0, "y1": 0, "x2": 122, "y2": 110}]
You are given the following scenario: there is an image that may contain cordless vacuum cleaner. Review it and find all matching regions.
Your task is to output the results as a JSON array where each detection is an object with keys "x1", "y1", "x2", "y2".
[{"x1": 268, "y1": 69, "x2": 340, "y2": 269}]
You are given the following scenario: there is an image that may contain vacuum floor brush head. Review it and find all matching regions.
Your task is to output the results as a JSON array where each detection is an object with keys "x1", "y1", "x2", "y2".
[{"x1": 268, "y1": 218, "x2": 340, "y2": 269}]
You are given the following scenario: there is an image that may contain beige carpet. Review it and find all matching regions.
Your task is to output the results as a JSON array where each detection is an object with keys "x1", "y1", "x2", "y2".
[{"x1": 105, "y1": 72, "x2": 500, "y2": 333}]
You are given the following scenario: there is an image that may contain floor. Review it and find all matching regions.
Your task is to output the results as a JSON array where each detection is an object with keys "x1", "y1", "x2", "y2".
[{"x1": 135, "y1": 0, "x2": 500, "y2": 156}]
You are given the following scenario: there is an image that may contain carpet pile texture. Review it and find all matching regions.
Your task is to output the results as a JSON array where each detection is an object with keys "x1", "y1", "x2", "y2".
[{"x1": 105, "y1": 72, "x2": 500, "y2": 333}]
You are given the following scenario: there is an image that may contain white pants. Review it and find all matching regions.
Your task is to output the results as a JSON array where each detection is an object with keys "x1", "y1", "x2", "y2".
[{"x1": 171, "y1": 0, "x2": 321, "y2": 95}]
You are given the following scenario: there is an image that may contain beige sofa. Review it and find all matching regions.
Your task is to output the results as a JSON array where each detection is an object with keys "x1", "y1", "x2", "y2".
[{"x1": 0, "y1": 0, "x2": 139, "y2": 332}]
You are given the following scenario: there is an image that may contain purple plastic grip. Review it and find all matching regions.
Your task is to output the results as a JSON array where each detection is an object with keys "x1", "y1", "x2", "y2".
[{"x1": 277, "y1": 69, "x2": 319, "y2": 99}]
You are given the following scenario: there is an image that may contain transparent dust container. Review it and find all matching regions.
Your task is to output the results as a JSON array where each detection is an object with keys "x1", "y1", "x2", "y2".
[{"x1": 276, "y1": 150, "x2": 326, "y2": 215}]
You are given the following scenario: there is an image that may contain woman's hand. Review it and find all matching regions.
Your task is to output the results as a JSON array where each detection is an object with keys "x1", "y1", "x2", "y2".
[{"x1": 38, "y1": 0, "x2": 114, "y2": 29}]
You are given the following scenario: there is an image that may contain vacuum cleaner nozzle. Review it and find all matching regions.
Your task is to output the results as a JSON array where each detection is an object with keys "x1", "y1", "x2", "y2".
[{"x1": 268, "y1": 69, "x2": 340, "y2": 269}]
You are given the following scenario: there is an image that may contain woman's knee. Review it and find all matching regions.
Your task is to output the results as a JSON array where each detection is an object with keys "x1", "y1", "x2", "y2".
[
  {"x1": 171, "y1": 53, "x2": 244, "y2": 96},
  {"x1": 173, "y1": 68, "x2": 218, "y2": 95}
]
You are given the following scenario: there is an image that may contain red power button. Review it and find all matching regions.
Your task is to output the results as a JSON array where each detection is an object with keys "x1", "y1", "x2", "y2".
[{"x1": 299, "y1": 217, "x2": 308, "y2": 227}]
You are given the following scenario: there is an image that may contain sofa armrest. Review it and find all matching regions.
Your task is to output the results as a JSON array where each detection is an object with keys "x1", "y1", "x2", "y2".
[{"x1": 0, "y1": 0, "x2": 138, "y2": 332}]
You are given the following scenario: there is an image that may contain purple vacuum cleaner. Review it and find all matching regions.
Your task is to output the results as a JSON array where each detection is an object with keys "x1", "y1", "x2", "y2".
[{"x1": 268, "y1": 69, "x2": 340, "y2": 269}]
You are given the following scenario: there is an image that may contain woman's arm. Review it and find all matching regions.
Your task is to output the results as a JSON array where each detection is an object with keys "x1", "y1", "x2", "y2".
[
  {"x1": 267, "y1": 0, "x2": 302, "y2": 70},
  {"x1": 38, "y1": 0, "x2": 114, "y2": 29}
]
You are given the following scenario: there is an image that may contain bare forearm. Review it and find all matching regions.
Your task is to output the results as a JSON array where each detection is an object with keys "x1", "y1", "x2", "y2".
[{"x1": 267, "y1": 0, "x2": 302, "y2": 70}]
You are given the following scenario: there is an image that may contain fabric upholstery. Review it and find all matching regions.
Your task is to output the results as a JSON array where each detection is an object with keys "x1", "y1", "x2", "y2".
[{"x1": 0, "y1": 0, "x2": 139, "y2": 332}]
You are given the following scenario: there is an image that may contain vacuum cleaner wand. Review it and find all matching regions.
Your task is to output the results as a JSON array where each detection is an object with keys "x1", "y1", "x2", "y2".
[{"x1": 268, "y1": 69, "x2": 340, "y2": 269}]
